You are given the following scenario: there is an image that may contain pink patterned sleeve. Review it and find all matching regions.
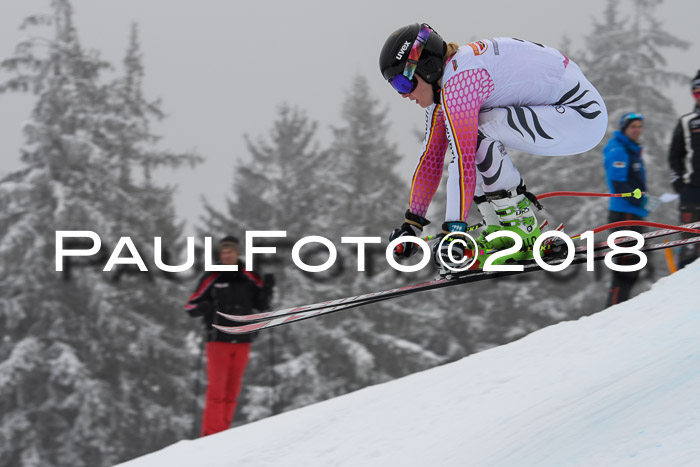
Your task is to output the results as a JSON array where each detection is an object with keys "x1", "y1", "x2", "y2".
[
  {"x1": 408, "y1": 104, "x2": 450, "y2": 217},
  {"x1": 441, "y1": 68, "x2": 495, "y2": 220}
]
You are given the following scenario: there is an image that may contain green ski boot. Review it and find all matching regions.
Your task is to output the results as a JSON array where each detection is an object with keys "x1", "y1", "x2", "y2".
[{"x1": 476, "y1": 183, "x2": 543, "y2": 265}]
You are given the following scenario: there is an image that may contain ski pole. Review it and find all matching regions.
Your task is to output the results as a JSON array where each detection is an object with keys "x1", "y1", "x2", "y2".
[
  {"x1": 537, "y1": 188, "x2": 643, "y2": 200},
  {"x1": 569, "y1": 220, "x2": 700, "y2": 240},
  {"x1": 268, "y1": 328, "x2": 279, "y2": 415},
  {"x1": 192, "y1": 333, "x2": 206, "y2": 438},
  {"x1": 399, "y1": 189, "x2": 644, "y2": 250}
]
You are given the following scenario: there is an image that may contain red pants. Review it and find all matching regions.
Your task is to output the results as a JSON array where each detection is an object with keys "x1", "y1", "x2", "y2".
[{"x1": 201, "y1": 341, "x2": 251, "y2": 437}]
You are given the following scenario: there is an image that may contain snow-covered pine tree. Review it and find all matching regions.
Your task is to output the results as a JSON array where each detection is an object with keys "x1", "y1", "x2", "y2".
[
  {"x1": 198, "y1": 81, "x2": 453, "y2": 423},
  {"x1": 580, "y1": 0, "x2": 690, "y2": 157},
  {"x1": 0, "y1": 4, "x2": 118, "y2": 465},
  {"x1": 534, "y1": 0, "x2": 691, "y2": 311},
  {"x1": 0, "y1": 3, "x2": 200, "y2": 466},
  {"x1": 576, "y1": 0, "x2": 690, "y2": 226},
  {"x1": 327, "y1": 75, "x2": 406, "y2": 234},
  {"x1": 199, "y1": 103, "x2": 339, "y2": 419},
  {"x1": 319, "y1": 75, "x2": 457, "y2": 378},
  {"x1": 95, "y1": 22, "x2": 203, "y2": 462},
  {"x1": 507, "y1": 0, "x2": 690, "y2": 320}
]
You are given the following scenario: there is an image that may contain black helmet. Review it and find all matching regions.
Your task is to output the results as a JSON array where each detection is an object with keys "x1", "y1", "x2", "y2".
[
  {"x1": 692, "y1": 69, "x2": 700, "y2": 90},
  {"x1": 379, "y1": 23, "x2": 446, "y2": 86}
]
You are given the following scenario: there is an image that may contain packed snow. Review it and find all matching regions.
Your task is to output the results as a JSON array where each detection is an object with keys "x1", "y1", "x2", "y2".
[{"x1": 117, "y1": 260, "x2": 700, "y2": 467}]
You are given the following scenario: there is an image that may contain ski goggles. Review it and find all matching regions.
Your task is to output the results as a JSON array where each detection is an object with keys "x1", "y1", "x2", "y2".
[{"x1": 387, "y1": 24, "x2": 432, "y2": 94}]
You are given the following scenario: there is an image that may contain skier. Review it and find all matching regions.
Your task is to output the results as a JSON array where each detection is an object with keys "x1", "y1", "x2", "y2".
[{"x1": 379, "y1": 23, "x2": 608, "y2": 275}]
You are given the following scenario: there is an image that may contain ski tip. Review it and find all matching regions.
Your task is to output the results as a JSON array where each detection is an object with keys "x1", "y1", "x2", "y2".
[
  {"x1": 217, "y1": 310, "x2": 266, "y2": 322},
  {"x1": 216, "y1": 310, "x2": 239, "y2": 321},
  {"x1": 213, "y1": 323, "x2": 250, "y2": 335},
  {"x1": 212, "y1": 324, "x2": 231, "y2": 333}
]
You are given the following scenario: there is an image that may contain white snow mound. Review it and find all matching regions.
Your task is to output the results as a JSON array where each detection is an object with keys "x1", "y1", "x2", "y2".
[{"x1": 117, "y1": 261, "x2": 700, "y2": 467}]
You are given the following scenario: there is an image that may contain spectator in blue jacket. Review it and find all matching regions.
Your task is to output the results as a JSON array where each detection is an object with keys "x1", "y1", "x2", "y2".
[{"x1": 603, "y1": 112, "x2": 647, "y2": 306}]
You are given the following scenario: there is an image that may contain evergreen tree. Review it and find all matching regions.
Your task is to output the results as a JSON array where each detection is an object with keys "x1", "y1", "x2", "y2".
[
  {"x1": 552, "y1": 0, "x2": 690, "y2": 300},
  {"x1": 500, "y1": 0, "x2": 690, "y2": 322},
  {"x1": 204, "y1": 103, "x2": 328, "y2": 236},
  {"x1": 199, "y1": 103, "x2": 334, "y2": 420},
  {"x1": 327, "y1": 75, "x2": 406, "y2": 234},
  {"x1": 578, "y1": 0, "x2": 690, "y2": 180},
  {"x1": 0, "y1": 3, "x2": 200, "y2": 465},
  {"x1": 320, "y1": 75, "x2": 454, "y2": 378},
  {"x1": 198, "y1": 79, "x2": 453, "y2": 423}
]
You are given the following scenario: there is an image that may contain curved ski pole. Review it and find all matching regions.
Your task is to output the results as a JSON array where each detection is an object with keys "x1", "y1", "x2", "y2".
[
  {"x1": 416, "y1": 190, "x2": 642, "y2": 244},
  {"x1": 569, "y1": 220, "x2": 700, "y2": 240},
  {"x1": 537, "y1": 188, "x2": 643, "y2": 201}
]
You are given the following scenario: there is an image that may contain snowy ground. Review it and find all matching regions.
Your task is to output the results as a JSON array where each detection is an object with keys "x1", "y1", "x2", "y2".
[{"x1": 117, "y1": 261, "x2": 700, "y2": 467}]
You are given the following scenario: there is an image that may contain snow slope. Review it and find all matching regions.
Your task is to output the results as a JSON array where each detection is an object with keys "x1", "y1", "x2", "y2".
[{"x1": 117, "y1": 261, "x2": 700, "y2": 467}]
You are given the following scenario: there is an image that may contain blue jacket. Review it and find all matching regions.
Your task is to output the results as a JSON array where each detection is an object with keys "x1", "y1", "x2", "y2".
[{"x1": 603, "y1": 131, "x2": 648, "y2": 217}]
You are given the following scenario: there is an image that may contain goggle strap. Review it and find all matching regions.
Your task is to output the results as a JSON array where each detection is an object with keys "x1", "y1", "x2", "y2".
[{"x1": 403, "y1": 25, "x2": 431, "y2": 81}]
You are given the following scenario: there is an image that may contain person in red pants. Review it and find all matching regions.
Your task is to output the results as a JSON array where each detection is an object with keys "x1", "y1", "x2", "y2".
[{"x1": 185, "y1": 236, "x2": 273, "y2": 436}]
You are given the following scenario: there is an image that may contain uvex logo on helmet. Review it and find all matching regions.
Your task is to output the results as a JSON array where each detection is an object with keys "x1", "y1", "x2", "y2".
[{"x1": 395, "y1": 41, "x2": 411, "y2": 60}]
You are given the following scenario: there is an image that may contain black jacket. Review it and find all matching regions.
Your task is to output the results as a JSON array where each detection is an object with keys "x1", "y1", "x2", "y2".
[
  {"x1": 185, "y1": 267, "x2": 271, "y2": 343},
  {"x1": 669, "y1": 106, "x2": 700, "y2": 193}
]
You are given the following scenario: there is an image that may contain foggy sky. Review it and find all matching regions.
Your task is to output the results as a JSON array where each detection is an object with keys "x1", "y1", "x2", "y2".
[{"x1": 1, "y1": 0, "x2": 698, "y2": 235}]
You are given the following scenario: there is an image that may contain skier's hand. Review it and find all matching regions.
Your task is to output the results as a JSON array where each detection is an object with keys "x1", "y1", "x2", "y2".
[
  {"x1": 390, "y1": 210, "x2": 430, "y2": 258},
  {"x1": 187, "y1": 300, "x2": 213, "y2": 318}
]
